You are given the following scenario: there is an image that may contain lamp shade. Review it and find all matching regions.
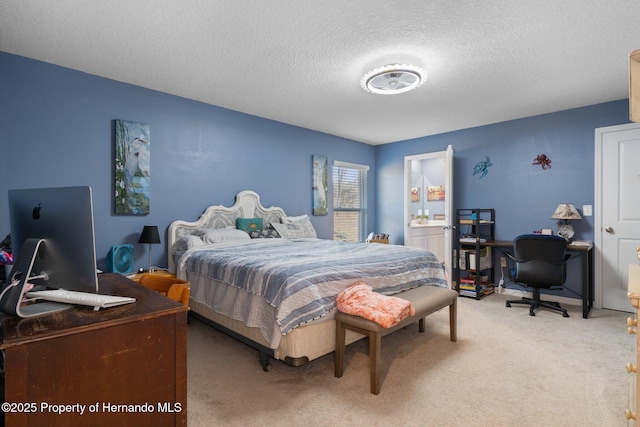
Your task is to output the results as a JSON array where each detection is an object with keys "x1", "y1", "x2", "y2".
[
  {"x1": 550, "y1": 204, "x2": 582, "y2": 220},
  {"x1": 138, "y1": 225, "x2": 160, "y2": 244}
]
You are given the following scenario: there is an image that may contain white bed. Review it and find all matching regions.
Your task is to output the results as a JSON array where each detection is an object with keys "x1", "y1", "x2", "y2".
[{"x1": 168, "y1": 190, "x2": 448, "y2": 369}]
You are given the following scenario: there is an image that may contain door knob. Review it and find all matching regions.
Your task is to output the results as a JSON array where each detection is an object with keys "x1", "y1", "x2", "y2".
[{"x1": 605, "y1": 227, "x2": 614, "y2": 234}]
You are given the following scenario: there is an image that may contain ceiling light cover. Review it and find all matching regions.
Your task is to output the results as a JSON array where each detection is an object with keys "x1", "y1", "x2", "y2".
[{"x1": 361, "y1": 64, "x2": 426, "y2": 95}]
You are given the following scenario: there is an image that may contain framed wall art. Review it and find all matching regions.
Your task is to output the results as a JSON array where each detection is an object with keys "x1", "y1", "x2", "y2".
[
  {"x1": 312, "y1": 154, "x2": 328, "y2": 215},
  {"x1": 427, "y1": 185, "x2": 445, "y2": 201},
  {"x1": 411, "y1": 187, "x2": 420, "y2": 202},
  {"x1": 114, "y1": 119, "x2": 150, "y2": 215}
]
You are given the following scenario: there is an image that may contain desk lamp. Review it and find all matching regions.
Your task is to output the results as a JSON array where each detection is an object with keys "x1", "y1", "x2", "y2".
[
  {"x1": 551, "y1": 204, "x2": 582, "y2": 242},
  {"x1": 138, "y1": 225, "x2": 160, "y2": 271}
]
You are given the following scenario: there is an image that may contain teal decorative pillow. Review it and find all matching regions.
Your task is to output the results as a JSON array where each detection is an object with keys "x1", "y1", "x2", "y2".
[{"x1": 237, "y1": 217, "x2": 263, "y2": 233}]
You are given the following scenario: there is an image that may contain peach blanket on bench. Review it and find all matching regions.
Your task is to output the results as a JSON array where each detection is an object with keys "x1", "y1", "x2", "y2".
[{"x1": 336, "y1": 281, "x2": 415, "y2": 328}]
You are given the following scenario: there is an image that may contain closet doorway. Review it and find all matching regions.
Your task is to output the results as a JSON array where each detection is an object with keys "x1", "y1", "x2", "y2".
[
  {"x1": 595, "y1": 122, "x2": 640, "y2": 312},
  {"x1": 404, "y1": 145, "x2": 453, "y2": 283}
]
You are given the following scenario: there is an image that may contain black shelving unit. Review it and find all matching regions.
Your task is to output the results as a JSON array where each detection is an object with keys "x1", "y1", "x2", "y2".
[{"x1": 453, "y1": 208, "x2": 495, "y2": 299}]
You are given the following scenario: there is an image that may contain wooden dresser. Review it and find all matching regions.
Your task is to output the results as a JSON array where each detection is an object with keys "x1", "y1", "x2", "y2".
[
  {"x1": 0, "y1": 273, "x2": 188, "y2": 426},
  {"x1": 627, "y1": 264, "x2": 640, "y2": 425}
]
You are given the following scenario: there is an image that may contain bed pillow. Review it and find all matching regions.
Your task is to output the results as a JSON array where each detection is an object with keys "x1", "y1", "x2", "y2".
[
  {"x1": 194, "y1": 227, "x2": 251, "y2": 244},
  {"x1": 236, "y1": 217, "x2": 263, "y2": 233},
  {"x1": 271, "y1": 217, "x2": 317, "y2": 239},
  {"x1": 281, "y1": 214, "x2": 308, "y2": 224},
  {"x1": 249, "y1": 224, "x2": 281, "y2": 239},
  {"x1": 192, "y1": 228, "x2": 213, "y2": 237},
  {"x1": 174, "y1": 234, "x2": 205, "y2": 252}
]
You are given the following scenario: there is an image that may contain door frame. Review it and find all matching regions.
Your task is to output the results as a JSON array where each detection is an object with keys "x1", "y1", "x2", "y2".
[
  {"x1": 404, "y1": 145, "x2": 453, "y2": 283},
  {"x1": 594, "y1": 122, "x2": 640, "y2": 310}
]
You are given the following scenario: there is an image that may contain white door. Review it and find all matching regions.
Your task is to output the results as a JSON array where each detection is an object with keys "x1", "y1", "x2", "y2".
[
  {"x1": 596, "y1": 123, "x2": 640, "y2": 312},
  {"x1": 404, "y1": 145, "x2": 454, "y2": 283}
]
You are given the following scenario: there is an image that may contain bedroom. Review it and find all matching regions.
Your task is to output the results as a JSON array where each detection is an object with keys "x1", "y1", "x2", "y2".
[
  {"x1": 1, "y1": 49, "x2": 631, "y2": 300},
  {"x1": 1, "y1": 2, "x2": 638, "y2": 293},
  {"x1": 0, "y1": 1, "x2": 639, "y2": 425}
]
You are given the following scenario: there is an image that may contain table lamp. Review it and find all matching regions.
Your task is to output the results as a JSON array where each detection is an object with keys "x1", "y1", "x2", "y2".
[
  {"x1": 138, "y1": 225, "x2": 160, "y2": 270},
  {"x1": 551, "y1": 204, "x2": 582, "y2": 242}
]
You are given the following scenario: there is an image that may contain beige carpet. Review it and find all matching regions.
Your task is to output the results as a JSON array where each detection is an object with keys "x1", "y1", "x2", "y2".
[{"x1": 187, "y1": 293, "x2": 633, "y2": 427}]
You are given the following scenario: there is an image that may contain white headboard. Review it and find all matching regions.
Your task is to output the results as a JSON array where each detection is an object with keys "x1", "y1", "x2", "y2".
[{"x1": 167, "y1": 190, "x2": 287, "y2": 272}]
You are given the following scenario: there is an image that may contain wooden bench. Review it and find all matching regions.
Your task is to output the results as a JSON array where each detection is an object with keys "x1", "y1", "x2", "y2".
[{"x1": 334, "y1": 285, "x2": 458, "y2": 394}]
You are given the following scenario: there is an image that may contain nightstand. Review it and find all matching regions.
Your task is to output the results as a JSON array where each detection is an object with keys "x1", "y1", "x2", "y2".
[{"x1": 129, "y1": 270, "x2": 190, "y2": 306}]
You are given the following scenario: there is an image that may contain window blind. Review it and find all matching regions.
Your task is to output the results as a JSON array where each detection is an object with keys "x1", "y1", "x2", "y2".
[{"x1": 333, "y1": 161, "x2": 368, "y2": 242}]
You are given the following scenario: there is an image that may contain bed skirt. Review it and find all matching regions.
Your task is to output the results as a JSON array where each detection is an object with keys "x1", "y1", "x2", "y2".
[{"x1": 189, "y1": 299, "x2": 365, "y2": 365}]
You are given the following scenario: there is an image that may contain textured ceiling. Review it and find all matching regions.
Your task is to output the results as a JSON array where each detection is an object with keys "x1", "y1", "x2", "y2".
[{"x1": 1, "y1": 1, "x2": 639, "y2": 145}]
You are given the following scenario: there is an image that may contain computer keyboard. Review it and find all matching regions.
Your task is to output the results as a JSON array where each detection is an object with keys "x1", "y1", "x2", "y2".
[{"x1": 26, "y1": 289, "x2": 136, "y2": 311}]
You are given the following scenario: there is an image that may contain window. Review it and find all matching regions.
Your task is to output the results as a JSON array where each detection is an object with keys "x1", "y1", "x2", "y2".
[{"x1": 333, "y1": 161, "x2": 369, "y2": 242}]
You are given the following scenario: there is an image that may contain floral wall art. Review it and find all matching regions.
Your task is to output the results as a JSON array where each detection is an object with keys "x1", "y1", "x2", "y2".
[
  {"x1": 427, "y1": 185, "x2": 445, "y2": 201},
  {"x1": 411, "y1": 187, "x2": 420, "y2": 202}
]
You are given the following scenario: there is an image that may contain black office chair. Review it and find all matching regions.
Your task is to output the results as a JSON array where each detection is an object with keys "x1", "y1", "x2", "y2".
[{"x1": 504, "y1": 234, "x2": 571, "y2": 317}]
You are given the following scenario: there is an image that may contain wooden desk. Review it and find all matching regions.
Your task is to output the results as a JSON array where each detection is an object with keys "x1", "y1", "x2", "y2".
[
  {"x1": 485, "y1": 240, "x2": 594, "y2": 319},
  {"x1": 0, "y1": 273, "x2": 188, "y2": 427}
]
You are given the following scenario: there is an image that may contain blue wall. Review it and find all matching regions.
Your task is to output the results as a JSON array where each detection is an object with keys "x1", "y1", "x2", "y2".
[
  {"x1": 1, "y1": 50, "x2": 632, "y2": 300},
  {"x1": 376, "y1": 101, "x2": 631, "y2": 296},
  {"x1": 0, "y1": 52, "x2": 376, "y2": 270}
]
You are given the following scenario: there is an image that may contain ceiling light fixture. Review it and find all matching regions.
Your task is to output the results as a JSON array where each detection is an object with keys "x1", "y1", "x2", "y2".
[{"x1": 361, "y1": 64, "x2": 426, "y2": 95}]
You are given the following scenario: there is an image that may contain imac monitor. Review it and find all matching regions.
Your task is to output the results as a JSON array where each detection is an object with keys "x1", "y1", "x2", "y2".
[{"x1": 3, "y1": 186, "x2": 98, "y2": 317}]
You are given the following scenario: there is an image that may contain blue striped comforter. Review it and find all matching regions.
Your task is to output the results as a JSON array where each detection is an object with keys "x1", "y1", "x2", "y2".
[{"x1": 180, "y1": 238, "x2": 447, "y2": 337}]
